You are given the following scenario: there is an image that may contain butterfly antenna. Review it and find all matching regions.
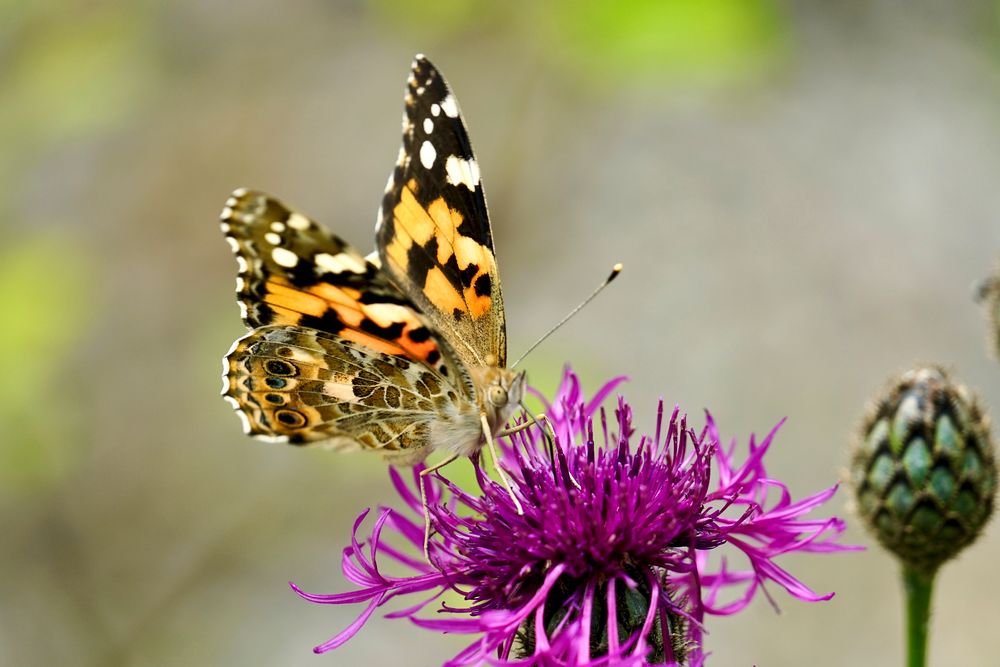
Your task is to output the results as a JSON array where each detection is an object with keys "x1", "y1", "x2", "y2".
[{"x1": 511, "y1": 263, "x2": 622, "y2": 369}]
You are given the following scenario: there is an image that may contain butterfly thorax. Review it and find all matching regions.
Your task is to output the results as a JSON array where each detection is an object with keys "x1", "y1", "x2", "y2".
[{"x1": 428, "y1": 365, "x2": 524, "y2": 458}]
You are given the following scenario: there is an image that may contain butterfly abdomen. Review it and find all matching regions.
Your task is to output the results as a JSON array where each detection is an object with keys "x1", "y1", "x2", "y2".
[{"x1": 429, "y1": 402, "x2": 484, "y2": 458}]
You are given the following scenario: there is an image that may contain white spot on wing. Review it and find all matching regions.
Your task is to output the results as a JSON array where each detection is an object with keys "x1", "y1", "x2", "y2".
[
  {"x1": 315, "y1": 252, "x2": 366, "y2": 274},
  {"x1": 286, "y1": 213, "x2": 310, "y2": 231},
  {"x1": 323, "y1": 381, "x2": 357, "y2": 402},
  {"x1": 365, "y1": 251, "x2": 381, "y2": 268},
  {"x1": 445, "y1": 155, "x2": 480, "y2": 191},
  {"x1": 431, "y1": 103, "x2": 440, "y2": 117},
  {"x1": 423, "y1": 118, "x2": 434, "y2": 134},
  {"x1": 264, "y1": 232, "x2": 281, "y2": 246},
  {"x1": 440, "y1": 94, "x2": 459, "y2": 118},
  {"x1": 219, "y1": 221, "x2": 231, "y2": 232},
  {"x1": 226, "y1": 237, "x2": 240, "y2": 253},
  {"x1": 270, "y1": 221, "x2": 285, "y2": 232},
  {"x1": 236, "y1": 256, "x2": 249, "y2": 273},
  {"x1": 235, "y1": 276, "x2": 245, "y2": 291},
  {"x1": 364, "y1": 302, "x2": 411, "y2": 326},
  {"x1": 256, "y1": 433, "x2": 291, "y2": 444},
  {"x1": 420, "y1": 141, "x2": 437, "y2": 168},
  {"x1": 272, "y1": 247, "x2": 299, "y2": 267}
]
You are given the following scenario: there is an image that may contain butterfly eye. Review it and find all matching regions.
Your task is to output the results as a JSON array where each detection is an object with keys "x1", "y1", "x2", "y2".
[{"x1": 488, "y1": 385, "x2": 508, "y2": 407}]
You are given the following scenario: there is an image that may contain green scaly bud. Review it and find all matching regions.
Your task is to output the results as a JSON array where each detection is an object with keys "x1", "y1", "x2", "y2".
[{"x1": 851, "y1": 366, "x2": 997, "y2": 577}]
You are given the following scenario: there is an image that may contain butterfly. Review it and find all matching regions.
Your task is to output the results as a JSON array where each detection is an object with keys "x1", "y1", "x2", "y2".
[{"x1": 220, "y1": 55, "x2": 533, "y2": 506}]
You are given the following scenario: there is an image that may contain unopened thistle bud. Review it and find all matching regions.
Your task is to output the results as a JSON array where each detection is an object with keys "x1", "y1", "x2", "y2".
[{"x1": 851, "y1": 366, "x2": 997, "y2": 576}]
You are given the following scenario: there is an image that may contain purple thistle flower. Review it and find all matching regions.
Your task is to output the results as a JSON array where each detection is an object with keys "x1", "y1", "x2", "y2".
[{"x1": 293, "y1": 368, "x2": 858, "y2": 666}]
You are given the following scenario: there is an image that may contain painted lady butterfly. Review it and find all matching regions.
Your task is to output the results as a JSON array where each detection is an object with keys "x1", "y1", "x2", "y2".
[{"x1": 220, "y1": 56, "x2": 530, "y2": 493}]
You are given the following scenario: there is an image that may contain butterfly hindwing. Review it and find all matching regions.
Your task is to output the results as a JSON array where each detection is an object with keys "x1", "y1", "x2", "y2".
[
  {"x1": 224, "y1": 325, "x2": 474, "y2": 459},
  {"x1": 376, "y1": 55, "x2": 506, "y2": 369}
]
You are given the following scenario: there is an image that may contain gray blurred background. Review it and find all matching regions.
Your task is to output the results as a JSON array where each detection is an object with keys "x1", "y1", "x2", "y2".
[{"x1": 3, "y1": 1, "x2": 1000, "y2": 665}]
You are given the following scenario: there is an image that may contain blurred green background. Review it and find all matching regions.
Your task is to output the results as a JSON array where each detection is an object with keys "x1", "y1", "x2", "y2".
[{"x1": 3, "y1": 1, "x2": 1000, "y2": 665}]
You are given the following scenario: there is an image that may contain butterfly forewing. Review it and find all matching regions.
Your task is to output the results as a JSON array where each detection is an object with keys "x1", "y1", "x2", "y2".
[
  {"x1": 222, "y1": 189, "x2": 445, "y2": 367},
  {"x1": 376, "y1": 55, "x2": 506, "y2": 369}
]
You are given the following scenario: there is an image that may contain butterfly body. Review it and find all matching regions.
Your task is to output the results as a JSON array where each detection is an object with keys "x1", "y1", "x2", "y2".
[{"x1": 221, "y1": 56, "x2": 524, "y2": 468}]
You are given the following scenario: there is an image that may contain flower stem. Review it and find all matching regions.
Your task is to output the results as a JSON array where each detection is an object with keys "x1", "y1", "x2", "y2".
[{"x1": 902, "y1": 565, "x2": 935, "y2": 667}]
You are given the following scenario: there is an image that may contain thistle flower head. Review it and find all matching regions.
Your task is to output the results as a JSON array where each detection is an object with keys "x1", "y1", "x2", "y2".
[{"x1": 295, "y1": 369, "x2": 856, "y2": 666}]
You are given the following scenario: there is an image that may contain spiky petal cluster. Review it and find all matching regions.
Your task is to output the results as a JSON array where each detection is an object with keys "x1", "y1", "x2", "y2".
[{"x1": 294, "y1": 369, "x2": 856, "y2": 666}]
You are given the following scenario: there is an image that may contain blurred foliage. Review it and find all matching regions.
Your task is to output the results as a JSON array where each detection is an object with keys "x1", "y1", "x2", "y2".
[
  {"x1": 371, "y1": 0, "x2": 784, "y2": 86},
  {"x1": 0, "y1": 2, "x2": 155, "y2": 184},
  {"x1": 543, "y1": 0, "x2": 784, "y2": 84},
  {"x1": 371, "y1": 0, "x2": 507, "y2": 38},
  {"x1": 0, "y1": 235, "x2": 95, "y2": 492}
]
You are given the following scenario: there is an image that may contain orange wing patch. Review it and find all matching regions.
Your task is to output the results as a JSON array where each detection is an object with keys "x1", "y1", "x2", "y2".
[
  {"x1": 259, "y1": 276, "x2": 438, "y2": 361},
  {"x1": 423, "y1": 267, "x2": 464, "y2": 314},
  {"x1": 387, "y1": 179, "x2": 496, "y2": 320},
  {"x1": 261, "y1": 279, "x2": 354, "y2": 320},
  {"x1": 452, "y1": 235, "x2": 495, "y2": 320}
]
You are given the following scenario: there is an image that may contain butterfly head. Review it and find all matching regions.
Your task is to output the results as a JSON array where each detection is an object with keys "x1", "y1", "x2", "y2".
[
  {"x1": 475, "y1": 365, "x2": 527, "y2": 429},
  {"x1": 487, "y1": 371, "x2": 525, "y2": 410}
]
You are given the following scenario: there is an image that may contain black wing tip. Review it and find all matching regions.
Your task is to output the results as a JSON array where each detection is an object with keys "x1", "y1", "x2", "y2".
[{"x1": 409, "y1": 54, "x2": 444, "y2": 87}]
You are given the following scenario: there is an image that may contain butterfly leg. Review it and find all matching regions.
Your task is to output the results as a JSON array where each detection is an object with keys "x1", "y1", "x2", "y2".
[
  {"x1": 495, "y1": 412, "x2": 561, "y2": 480},
  {"x1": 495, "y1": 413, "x2": 548, "y2": 438},
  {"x1": 419, "y1": 453, "x2": 459, "y2": 561},
  {"x1": 480, "y1": 413, "x2": 525, "y2": 515}
]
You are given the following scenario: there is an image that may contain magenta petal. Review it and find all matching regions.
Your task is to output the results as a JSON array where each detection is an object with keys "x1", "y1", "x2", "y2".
[
  {"x1": 291, "y1": 581, "x2": 384, "y2": 605},
  {"x1": 312, "y1": 591, "x2": 386, "y2": 653},
  {"x1": 388, "y1": 466, "x2": 422, "y2": 513}
]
